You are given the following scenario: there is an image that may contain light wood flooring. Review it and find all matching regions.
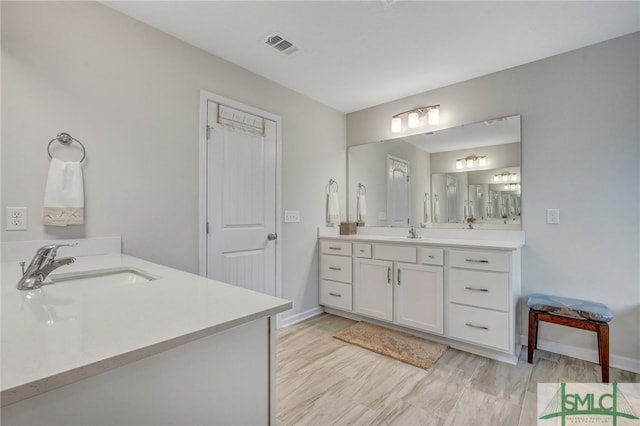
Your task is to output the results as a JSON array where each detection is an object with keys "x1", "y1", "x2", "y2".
[{"x1": 276, "y1": 313, "x2": 639, "y2": 426}]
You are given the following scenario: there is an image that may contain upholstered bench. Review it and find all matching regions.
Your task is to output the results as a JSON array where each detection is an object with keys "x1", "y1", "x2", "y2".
[{"x1": 527, "y1": 293, "x2": 614, "y2": 382}]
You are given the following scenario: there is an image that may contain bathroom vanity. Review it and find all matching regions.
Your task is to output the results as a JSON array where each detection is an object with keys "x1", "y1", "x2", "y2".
[
  {"x1": 1, "y1": 237, "x2": 291, "y2": 426},
  {"x1": 319, "y1": 229, "x2": 524, "y2": 364}
]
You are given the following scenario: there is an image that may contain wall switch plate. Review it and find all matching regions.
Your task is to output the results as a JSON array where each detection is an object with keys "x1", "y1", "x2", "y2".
[
  {"x1": 546, "y1": 208, "x2": 560, "y2": 224},
  {"x1": 284, "y1": 210, "x2": 300, "y2": 223},
  {"x1": 6, "y1": 207, "x2": 28, "y2": 230}
]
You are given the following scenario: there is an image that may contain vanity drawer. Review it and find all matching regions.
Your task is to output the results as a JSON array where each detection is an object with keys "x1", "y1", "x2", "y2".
[
  {"x1": 373, "y1": 244, "x2": 417, "y2": 263},
  {"x1": 320, "y1": 240, "x2": 352, "y2": 256},
  {"x1": 354, "y1": 243, "x2": 372, "y2": 258},
  {"x1": 320, "y1": 254, "x2": 352, "y2": 283},
  {"x1": 449, "y1": 249, "x2": 510, "y2": 272},
  {"x1": 448, "y1": 303, "x2": 510, "y2": 351},
  {"x1": 320, "y1": 279, "x2": 353, "y2": 311},
  {"x1": 419, "y1": 247, "x2": 444, "y2": 266},
  {"x1": 449, "y1": 269, "x2": 509, "y2": 311}
]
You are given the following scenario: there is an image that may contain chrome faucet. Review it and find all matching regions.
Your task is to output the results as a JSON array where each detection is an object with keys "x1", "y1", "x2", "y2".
[
  {"x1": 408, "y1": 225, "x2": 421, "y2": 239},
  {"x1": 16, "y1": 243, "x2": 77, "y2": 291}
]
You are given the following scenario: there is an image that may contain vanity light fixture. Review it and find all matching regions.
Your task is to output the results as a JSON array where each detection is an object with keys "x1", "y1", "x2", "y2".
[
  {"x1": 494, "y1": 171, "x2": 518, "y2": 182},
  {"x1": 391, "y1": 104, "x2": 440, "y2": 133},
  {"x1": 455, "y1": 155, "x2": 487, "y2": 169}
]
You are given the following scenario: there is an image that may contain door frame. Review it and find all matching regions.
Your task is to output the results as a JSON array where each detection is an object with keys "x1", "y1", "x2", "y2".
[{"x1": 198, "y1": 90, "x2": 283, "y2": 302}]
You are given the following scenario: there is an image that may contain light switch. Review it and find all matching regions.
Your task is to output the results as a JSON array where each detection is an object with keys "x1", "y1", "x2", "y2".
[
  {"x1": 546, "y1": 208, "x2": 560, "y2": 224},
  {"x1": 284, "y1": 210, "x2": 300, "y2": 223}
]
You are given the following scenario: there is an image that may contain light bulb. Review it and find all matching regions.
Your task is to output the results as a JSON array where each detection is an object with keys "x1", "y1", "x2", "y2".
[
  {"x1": 479, "y1": 157, "x2": 487, "y2": 167},
  {"x1": 456, "y1": 160, "x2": 464, "y2": 169},
  {"x1": 391, "y1": 117, "x2": 401, "y2": 133},
  {"x1": 407, "y1": 112, "x2": 420, "y2": 128},
  {"x1": 494, "y1": 175, "x2": 500, "y2": 182},
  {"x1": 511, "y1": 174, "x2": 518, "y2": 181},
  {"x1": 502, "y1": 174, "x2": 508, "y2": 182},
  {"x1": 428, "y1": 107, "x2": 439, "y2": 125},
  {"x1": 466, "y1": 158, "x2": 474, "y2": 168}
]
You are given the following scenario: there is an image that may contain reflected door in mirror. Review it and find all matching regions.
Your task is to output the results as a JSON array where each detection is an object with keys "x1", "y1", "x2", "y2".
[{"x1": 387, "y1": 155, "x2": 410, "y2": 227}]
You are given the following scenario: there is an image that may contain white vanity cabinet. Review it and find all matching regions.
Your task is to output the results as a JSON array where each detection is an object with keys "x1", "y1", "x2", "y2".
[
  {"x1": 446, "y1": 249, "x2": 514, "y2": 352},
  {"x1": 354, "y1": 244, "x2": 444, "y2": 334},
  {"x1": 354, "y1": 258, "x2": 393, "y2": 321},
  {"x1": 319, "y1": 240, "x2": 353, "y2": 311},
  {"x1": 318, "y1": 234, "x2": 523, "y2": 364}
]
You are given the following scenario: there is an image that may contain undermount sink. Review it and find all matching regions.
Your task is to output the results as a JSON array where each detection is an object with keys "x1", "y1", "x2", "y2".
[{"x1": 49, "y1": 267, "x2": 160, "y2": 286}]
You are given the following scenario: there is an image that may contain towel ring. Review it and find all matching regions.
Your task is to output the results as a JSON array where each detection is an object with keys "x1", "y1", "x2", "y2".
[
  {"x1": 47, "y1": 132, "x2": 86, "y2": 163},
  {"x1": 326, "y1": 179, "x2": 339, "y2": 194}
]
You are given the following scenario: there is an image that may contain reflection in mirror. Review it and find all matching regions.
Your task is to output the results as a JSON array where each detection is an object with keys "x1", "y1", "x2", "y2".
[{"x1": 348, "y1": 115, "x2": 521, "y2": 229}]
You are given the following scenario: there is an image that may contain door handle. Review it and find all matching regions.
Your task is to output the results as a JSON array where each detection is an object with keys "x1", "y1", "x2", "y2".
[{"x1": 267, "y1": 233, "x2": 277, "y2": 241}]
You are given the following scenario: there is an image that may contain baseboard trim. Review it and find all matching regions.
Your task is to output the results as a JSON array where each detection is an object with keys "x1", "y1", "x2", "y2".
[
  {"x1": 519, "y1": 334, "x2": 640, "y2": 374},
  {"x1": 279, "y1": 306, "x2": 324, "y2": 328}
]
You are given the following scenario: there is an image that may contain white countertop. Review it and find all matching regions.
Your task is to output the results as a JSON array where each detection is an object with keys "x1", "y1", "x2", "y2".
[
  {"x1": 319, "y1": 233, "x2": 524, "y2": 250},
  {"x1": 1, "y1": 253, "x2": 291, "y2": 406}
]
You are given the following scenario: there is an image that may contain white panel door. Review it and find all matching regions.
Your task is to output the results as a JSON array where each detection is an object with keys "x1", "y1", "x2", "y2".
[{"x1": 207, "y1": 101, "x2": 277, "y2": 296}]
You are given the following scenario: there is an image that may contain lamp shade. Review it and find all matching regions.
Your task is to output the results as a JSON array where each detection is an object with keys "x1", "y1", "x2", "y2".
[
  {"x1": 391, "y1": 117, "x2": 402, "y2": 133},
  {"x1": 428, "y1": 107, "x2": 439, "y2": 125},
  {"x1": 407, "y1": 112, "x2": 420, "y2": 128}
]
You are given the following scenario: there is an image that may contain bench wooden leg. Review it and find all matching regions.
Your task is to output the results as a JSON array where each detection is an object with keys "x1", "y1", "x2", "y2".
[
  {"x1": 597, "y1": 323, "x2": 610, "y2": 383},
  {"x1": 528, "y1": 309, "x2": 538, "y2": 363}
]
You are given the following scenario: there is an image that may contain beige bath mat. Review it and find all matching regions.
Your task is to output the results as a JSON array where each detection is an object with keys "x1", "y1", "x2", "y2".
[{"x1": 333, "y1": 321, "x2": 447, "y2": 370}]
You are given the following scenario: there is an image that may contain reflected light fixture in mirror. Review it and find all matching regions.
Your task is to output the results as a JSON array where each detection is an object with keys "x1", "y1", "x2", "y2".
[
  {"x1": 391, "y1": 104, "x2": 440, "y2": 133},
  {"x1": 456, "y1": 155, "x2": 487, "y2": 169},
  {"x1": 494, "y1": 171, "x2": 518, "y2": 182}
]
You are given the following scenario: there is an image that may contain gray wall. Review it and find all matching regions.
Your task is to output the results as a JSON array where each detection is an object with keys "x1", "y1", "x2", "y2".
[
  {"x1": 1, "y1": 1, "x2": 346, "y2": 322},
  {"x1": 348, "y1": 33, "x2": 640, "y2": 366}
]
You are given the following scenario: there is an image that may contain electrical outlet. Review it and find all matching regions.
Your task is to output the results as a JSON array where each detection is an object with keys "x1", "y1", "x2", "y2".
[
  {"x1": 284, "y1": 210, "x2": 300, "y2": 223},
  {"x1": 6, "y1": 207, "x2": 27, "y2": 230},
  {"x1": 546, "y1": 208, "x2": 560, "y2": 224}
]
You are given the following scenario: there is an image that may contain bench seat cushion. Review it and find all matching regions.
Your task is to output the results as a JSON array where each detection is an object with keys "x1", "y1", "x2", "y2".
[{"x1": 527, "y1": 293, "x2": 613, "y2": 323}]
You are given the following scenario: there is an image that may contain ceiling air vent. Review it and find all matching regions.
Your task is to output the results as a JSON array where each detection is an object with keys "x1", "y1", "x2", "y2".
[{"x1": 265, "y1": 33, "x2": 299, "y2": 56}]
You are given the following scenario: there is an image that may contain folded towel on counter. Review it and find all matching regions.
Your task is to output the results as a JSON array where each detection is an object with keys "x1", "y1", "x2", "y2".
[
  {"x1": 357, "y1": 193, "x2": 367, "y2": 221},
  {"x1": 42, "y1": 158, "x2": 84, "y2": 226},
  {"x1": 327, "y1": 191, "x2": 340, "y2": 225}
]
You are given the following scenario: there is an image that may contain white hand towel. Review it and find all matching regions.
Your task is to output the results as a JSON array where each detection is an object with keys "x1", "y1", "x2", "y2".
[
  {"x1": 357, "y1": 194, "x2": 367, "y2": 221},
  {"x1": 327, "y1": 192, "x2": 340, "y2": 225},
  {"x1": 42, "y1": 158, "x2": 84, "y2": 226}
]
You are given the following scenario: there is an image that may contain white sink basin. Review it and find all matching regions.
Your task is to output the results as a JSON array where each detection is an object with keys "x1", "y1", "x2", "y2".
[{"x1": 49, "y1": 267, "x2": 160, "y2": 286}]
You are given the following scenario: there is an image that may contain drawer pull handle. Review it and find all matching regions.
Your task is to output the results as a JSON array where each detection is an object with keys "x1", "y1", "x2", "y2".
[
  {"x1": 387, "y1": 267, "x2": 391, "y2": 284},
  {"x1": 465, "y1": 286, "x2": 489, "y2": 292},
  {"x1": 397, "y1": 269, "x2": 401, "y2": 285},
  {"x1": 329, "y1": 247, "x2": 342, "y2": 250},
  {"x1": 360, "y1": 249, "x2": 365, "y2": 253},
  {"x1": 328, "y1": 292, "x2": 342, "y2": 298},
  {"x1": 329, "y1": 266, "x2": 342, "y2": 271},
  {"x1": 428, "y1": 255, "x2": 435, "y2": 259},
  {"x1": 465, "y1": 259, "x2": 489, "y2": 263},
  {"x1": 465, "y1": 323, "x2": 489, "y2": 330}
]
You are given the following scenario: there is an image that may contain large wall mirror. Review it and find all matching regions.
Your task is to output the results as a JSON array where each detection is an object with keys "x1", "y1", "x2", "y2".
[{"x1": 348, "y1": 115, "x2": 521, "y2": 230}]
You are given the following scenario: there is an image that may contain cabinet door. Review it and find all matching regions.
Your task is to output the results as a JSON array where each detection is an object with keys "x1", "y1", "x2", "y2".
[
  {"x1": 354, "y1": 258, "x2": 393, "y2": 321},
  {"x1": 395, "y1": 262, "x2": 444, "y2": 334}
]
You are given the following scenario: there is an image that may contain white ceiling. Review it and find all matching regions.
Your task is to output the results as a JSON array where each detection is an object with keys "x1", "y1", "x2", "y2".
[{"x1": 101, "y1": 1, "x2": 640, "y2": 113}]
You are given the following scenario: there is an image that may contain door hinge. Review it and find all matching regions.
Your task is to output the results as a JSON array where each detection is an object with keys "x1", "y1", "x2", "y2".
[{"x1": 406, "y1": 175, "x2": 410, "y2": 182}]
